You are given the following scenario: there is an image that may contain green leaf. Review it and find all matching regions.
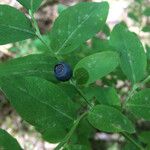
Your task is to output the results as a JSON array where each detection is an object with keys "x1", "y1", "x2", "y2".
[
  {"x1": 123, "y1": 142, "x2": 139, "y2": 150},
  {"x1": 88, "y1": 105, "x2": 135, "y2": 133},
  {"x1": 58, "y1": 83, "x2": 78, "y2": 100},
  {"x1": 135, "y1": 0, "x2": 143, "y2": 3},
  {"x1": 33, "y1": 35, "x2": 51, "y2": 52},
  {"x1": 128, "y1": 12, "x2": 139, "y2": 22},
  {"x1": 98, "y1": 87, "x2": 120, "y2": 106},
  {"x1": 0, "y1": 77, "x2": 77, "y2": 143},
  {"x1": 64, "y1": 144, "x2": 90, "y2": 150},
  {"x1": 101, "y1": 24, "x2": 110, "y2": 36},
  {"x1": 83, "y1": 86, "x2": 120, "y2": 107},
  {"x1": 126, "y1": 89, "x2": 150, "y2": 120},
  {"x1": 0, "y1": 54, "x2": 57, "y2": 82},
  {"x1": 92, "y1": 37, "x2": 114, "y2": 52},
  {"x1": 0, "y1": 129, "x2": 22, "y2": 150},
  {"x1": 139, "y1": 131, "x2": 150, "y2": 144},
  {"x1": 0, "y1": 5, "x2": 35, "y2": 45},
  {"x1": 146, "y1": 144, "x2": 150, "y2": 150},
  {"x1": 76, "y1": 118, "x2": 94, "y2": 146},
  {"x1": 146, "y1": 45, "x2": 150, "y2": 60},
  {"x1": 74, "y1": 51, "x2": 119, "y2": 84},
  {"x1": 17, "y1": 0, "x2": 42, "y2": 12},
  {"x1": 110, "y1": 23, "x2": 147, "y2": 84},
  {"x1": 51, "y1": 2, "x2": 109, "y2": 54},
  {"x1": 142, "y1": 25, "x2": 150, "y2": 32},
  {"x1": 143, "y1": 7, "x2": 150, "y2": 16},
  {"x1": 63, "y1": 43, "x2": 93, "y2": 68}
]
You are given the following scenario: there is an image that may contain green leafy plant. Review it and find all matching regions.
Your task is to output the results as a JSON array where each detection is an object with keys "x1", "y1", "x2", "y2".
[{"x1": 0, "y1": 1, "x2": 150, "y2": 150}]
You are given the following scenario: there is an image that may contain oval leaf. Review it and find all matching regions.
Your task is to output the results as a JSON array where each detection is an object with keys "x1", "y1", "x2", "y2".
[
  {"x1": 17, "y1": 0, "x2": 42, "y2": 12},
  {"x1": 0, "y1": 54, "x2": 57, "y2": 82},
  {"x1": 82, "y1": 86, "x2": 120, "y2": 107},
  {"x1": 88, "y1": 105, "x2": 135, "y2": 133},
  {"x1": 126, "y1": 89, "x2": 150, "y2": 120},
  {"x1": 143, "y1": 7, "x2": 150, "y2": 16},
  {"x1": 0, "y1": 129, "x2": 22, "y2": 150},
  {"x1": 128, "y1": 12, "x2": 139, "y2": 22},
  {"x1": 96, "y1": 87, "x2": 121, "y2": 107},
  {"x1": 0, "y1": 77, "x2": 77, "y2": 143},
  {"x1": 51, "y1": 2, "x2": 109, "y2": 54},
  {"x1": 110, "y1": 23, "x2": 147, "y2": 84},
  {"x1": 74, "y1": 51, "x2": 119, "y2": 84},
  {"x1": 142, "y1": 25, "x2": 150, "y2": 32},
  {"x1": 0, "y1": 5, "x2": 35, "y2": 45}
]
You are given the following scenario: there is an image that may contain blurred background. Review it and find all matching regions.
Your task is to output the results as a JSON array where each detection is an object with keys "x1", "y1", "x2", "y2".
[{"x1": 0, "y1": 0, "x2": 150, "y2": 149}]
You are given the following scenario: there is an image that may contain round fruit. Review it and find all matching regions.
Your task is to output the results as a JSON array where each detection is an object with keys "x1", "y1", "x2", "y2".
[{"x1": 54, "y1": 62, "x2": 73, "y2": 81}]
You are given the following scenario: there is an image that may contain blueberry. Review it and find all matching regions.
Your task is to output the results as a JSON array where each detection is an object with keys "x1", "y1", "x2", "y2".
[{"x1": 54, "y1": 62, "x2": 73, "y2": 81}]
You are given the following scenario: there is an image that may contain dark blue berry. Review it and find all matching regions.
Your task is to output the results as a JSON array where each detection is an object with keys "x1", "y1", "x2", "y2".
[{"x1": 54, "y1": 62, "x2": 73, "y2": 81}]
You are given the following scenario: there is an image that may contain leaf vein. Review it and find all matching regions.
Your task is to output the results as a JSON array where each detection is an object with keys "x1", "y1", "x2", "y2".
[
  {"x1": 0, "y1": 24, "x2": 35, "y2": 35},
  {"x1": 56, "y1": 8, "x2": 95, "y2": 54}
]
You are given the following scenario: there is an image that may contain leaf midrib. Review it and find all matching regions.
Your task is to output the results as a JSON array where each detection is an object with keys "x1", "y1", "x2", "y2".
[
  {"x1": 119, "y1": 31, "x2": 136, "y2": 83},
  {"x1": 0, "y1": 24, "x2": 35, "y2": 35},
  {"x1": 14, "y1": 84, "x2": 74, "y2": 121},
  {"x1": 56, "y1": 7, "x2": 97, "y2": 54},
  {"x1": 127, "y1": 104, "x2": 150, "y2": 109},
  {"x1": 0, "y1": 62, "x2": 53, "y2": 75}
]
